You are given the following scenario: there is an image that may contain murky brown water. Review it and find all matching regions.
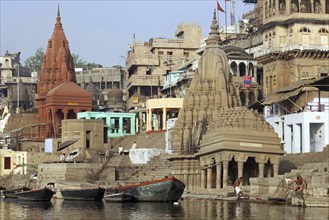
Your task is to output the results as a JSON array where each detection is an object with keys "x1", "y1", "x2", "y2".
[{"x1": 0, "y1": 198, "x2": 328, "y2": 220}]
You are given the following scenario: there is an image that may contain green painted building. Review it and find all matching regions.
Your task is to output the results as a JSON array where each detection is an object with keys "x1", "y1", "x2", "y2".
[{"x1": 77, "y1": 112, "x2": 136, "y2": 137}]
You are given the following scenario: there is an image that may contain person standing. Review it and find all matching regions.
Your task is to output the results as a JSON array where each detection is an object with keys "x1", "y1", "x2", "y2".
[
  {"x1": 233, "y1": 177, "x2": 248, "y2": 202},
  {"x1": 118, "y1": 145, "x2": 123, "y2": 155},
  {"x1": 286, "y1": 174, "x2": 307, "y2": 192},
  {"x1": 59, "y1": 153, "x2": 65, "y2": 162},
  {"x1": 131, "y1": 141, "x2": 137, "y2": 149}
]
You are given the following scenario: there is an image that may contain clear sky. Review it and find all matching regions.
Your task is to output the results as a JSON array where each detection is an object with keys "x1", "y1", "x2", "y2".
[{"x1": 0, "y1": 0, "x2": 256, "y2": 67}]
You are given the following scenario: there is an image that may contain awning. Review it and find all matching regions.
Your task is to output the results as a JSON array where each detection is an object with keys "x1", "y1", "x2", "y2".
[
  {"x1": 57, "y1": 139, "x2": 78, "y2": 151},
  {"x1": 262, "y1": 76, "x2": 329, "y2": 105}
]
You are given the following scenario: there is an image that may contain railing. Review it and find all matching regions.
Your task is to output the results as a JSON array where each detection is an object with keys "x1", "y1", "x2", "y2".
[{"x1": 254, "y1": 45, "x2": 329, "y2": 58}]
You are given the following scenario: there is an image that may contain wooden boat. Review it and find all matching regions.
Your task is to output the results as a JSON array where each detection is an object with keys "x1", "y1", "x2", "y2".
[
  {"x1": 3, "y1": 186, "x2": 32, "y2": 199},
  {"x1": 103, "y1": 192, "x2": 133, "y2": 202},
  {"x1": 15, "y1": 187, "x2": 55, "y2": 201},
  {"x1": 107, "y1": 177, "x2": 185, "y2": 202},
  {"x1": 60, "y1": 187, "x2": 105, "y2": 201}
]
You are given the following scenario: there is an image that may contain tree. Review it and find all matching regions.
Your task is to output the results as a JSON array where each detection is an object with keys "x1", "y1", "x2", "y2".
[
  {"x1": 24, "y1": 48, "x2": 98, "y2": 71},
  {"x1": 24, "y1": 48, "x2": 44, "y2": 72},
  {"x1": 71, "y1": 53, "x2": 98, "y2": 69}
]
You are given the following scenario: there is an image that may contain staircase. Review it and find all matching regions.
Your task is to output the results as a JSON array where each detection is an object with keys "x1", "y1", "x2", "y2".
[
  {"x1": 279, "y1": 145, "x2": 329, "y2": 174},
  {"x1": 98, "y1": 131, "x2": 172, "y2": 184},
  {"x1": 127, "y1": 154, "x2": 173, "y2": 182}
]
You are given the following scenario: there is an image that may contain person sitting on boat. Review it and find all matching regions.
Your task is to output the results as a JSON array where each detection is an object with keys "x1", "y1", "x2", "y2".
[
  {"x1": 286, "y1": 174, "x2": 308, "y2": 193},
  {"x1": 273, "y1": 176, "x2": 291, "y2": 197},
  {"x1": 233, "y1": 177, "x2": 248, "y2": 202}
]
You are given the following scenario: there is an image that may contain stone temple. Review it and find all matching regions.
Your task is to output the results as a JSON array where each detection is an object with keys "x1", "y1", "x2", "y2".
[{"x1": 169, "y1": 10, "x2": 285, "y2": 194}]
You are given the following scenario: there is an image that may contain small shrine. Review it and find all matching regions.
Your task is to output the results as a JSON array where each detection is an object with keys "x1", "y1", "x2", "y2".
[{"x1": 36, "y1": 7, "x2": 92, "y2": 140}]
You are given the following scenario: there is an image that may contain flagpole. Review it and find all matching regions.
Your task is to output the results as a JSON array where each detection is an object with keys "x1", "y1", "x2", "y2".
[
  {"x1": 225, "y1": 1, "x2": 227, "y2": 38},
  {"x1": 216, "y1": 6, "x2": 219, "y2": 27}
]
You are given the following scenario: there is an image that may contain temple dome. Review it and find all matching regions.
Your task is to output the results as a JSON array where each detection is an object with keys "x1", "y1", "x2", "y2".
[
  {"x1": 47, "y1": 81, "x2": 92, "y2": 98},
  {"x1": 107, "y1": 87, "x2": 123, "y2": 100}
]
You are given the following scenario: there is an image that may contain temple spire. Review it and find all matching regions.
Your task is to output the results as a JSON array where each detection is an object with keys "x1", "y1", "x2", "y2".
[
  {"x1": 56, "y1": 4, "x2": 62, "y2": 28},
  {"x1": 205, "y1": 9, "x2": 222, "y2": 47},
  {"x1": 57, "y1": 4, "x2": 60, "y2": 17}
]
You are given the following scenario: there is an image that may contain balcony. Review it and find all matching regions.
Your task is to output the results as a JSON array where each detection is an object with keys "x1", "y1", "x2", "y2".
[
  {"x1": 263, "y1": 12, "x2": 328, "y2": 26},
  {"x1": 254, "y1": 44, "x2": 329, "y2": 58},
  {"x1": 126, "y1": 53, "x2": 159, "y2": 71},
  {"x1": 126, "y1": 75, "x2": 162, "y2": 90},
  {"x1": 150, "y1": 38, "x2": 184, "y2": 49},
  {"x1": 126, "y1": 95, "x2": 147, "y2": 110}
]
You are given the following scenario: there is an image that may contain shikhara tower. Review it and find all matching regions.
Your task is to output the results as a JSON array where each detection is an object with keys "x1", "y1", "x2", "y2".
[{"x1": 169, "y1": 10, "x2": 284, "y2": 192}]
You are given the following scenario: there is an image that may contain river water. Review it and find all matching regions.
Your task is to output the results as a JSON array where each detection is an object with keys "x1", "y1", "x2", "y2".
[{"x1": 0, "y1": 198, "x2": 328, "y2": 220}]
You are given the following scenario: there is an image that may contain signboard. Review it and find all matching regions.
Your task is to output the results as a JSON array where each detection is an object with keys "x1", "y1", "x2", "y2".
[
  {"x1": 244, "y1": 76, "x2": 252, "y2": 89},
  {"x1": 132, "y1": 96, "x2": 139, "y2": 104}
]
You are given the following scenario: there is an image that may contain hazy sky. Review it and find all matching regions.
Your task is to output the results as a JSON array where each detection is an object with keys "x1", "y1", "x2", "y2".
[{"x1": 1, "y1": 0, "x2": 255, "y2": 67}]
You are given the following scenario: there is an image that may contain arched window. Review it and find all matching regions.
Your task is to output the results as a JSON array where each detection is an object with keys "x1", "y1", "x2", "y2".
[
  {"x1": 299, "y1": 27, "x2": 311, "y2": 33},
  {"x1": 314, "y1": 0, "x2": 321, "y2": 13},
  {"x1": 279, "y1": 0, "x2": 286, "y2": 13},
  {"x1": 231, "y1": 62, "x2": 238, "y2": 76},
  {"x1": 319, "y1": 28, "x2": 329, "y2": 33},
  {"x1": 290, "y1": 0, "x2": 299, "y2": 13},
  {"x1": 248, "y1": 62, "x2": 254, "y2": 77},
  {"x1": 239, "y1": 63, "x2": 246, "y2": 77},
  {"x1": 300, "y1": 27, "x2": 311, "y2": 45},
  {"x1": 319, "y1": 28, "x2": 329, "y2": 46}
]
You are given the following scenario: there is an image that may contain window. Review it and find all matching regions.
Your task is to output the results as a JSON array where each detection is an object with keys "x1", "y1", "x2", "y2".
[
  {"x1": 319, "y1": 28, "x2": 329, "y2": 46},
  {"x1": 299, "y1": 27, "x2": 310, "y2": 33},
  {"x1": 4, "y1": 157, "x2": 11, "y2": 169},
  {"x1": 158, "y1": 51, "x2": 164, "y2": 55},
  {"x1": 184, "y1": 52, "x2": 189, "y2": 58},
  {"x1": 319, "y1": 28, "x2": 329, "y2": 33},
  {"x1": 167, "y1": 51, "x2": 173, "y2": 56}
]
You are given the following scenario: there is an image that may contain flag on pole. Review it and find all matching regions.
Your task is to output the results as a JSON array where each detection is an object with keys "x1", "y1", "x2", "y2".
[{"x1": 217, "y1": 1, "x2": 225, "y2": 13}]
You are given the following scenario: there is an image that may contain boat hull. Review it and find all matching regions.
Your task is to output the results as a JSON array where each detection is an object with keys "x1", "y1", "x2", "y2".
[
  {"x1": 104, "y1": 192, "x2": 132, "y2": 202},
  {"x1": 15, "y1": 187, "x2": 55, "y2": 201},
  {"x1": 61, "y1": 187, "x2": 105, "y2": 201},
  {"x1": 108, "y1": 177, "x2": 185, "y2": 202},
  {"x1": 3, "y1": 187, "x2": 32, "y2": 199}
]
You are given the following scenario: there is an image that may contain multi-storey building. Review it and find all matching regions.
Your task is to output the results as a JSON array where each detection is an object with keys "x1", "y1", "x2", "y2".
[
  {"x1": 0, "y1": 51, "x2": 37, "y2": 114},
  {"x1": 75, "y1": 66, "x2": 126, "y2": 112},
  {"x1": 253, "y1": 0, "x2": 329, "y2": 97},
  {"x1": 244, "y1": 0, "x2": 329, "y2": 153},
  {"x1": 125, "y1": 23, "x2": 202, "y2": 110}
]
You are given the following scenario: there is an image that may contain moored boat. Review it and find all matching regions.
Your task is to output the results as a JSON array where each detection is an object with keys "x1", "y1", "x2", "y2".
[
  {"x1": 15, "y1": 187, "x2": 55, "y2": 201},
  {"x1": 60, "y1": 187, "x2": 105, "y2": 201},
  {"x1": 107, "y1": 177, "x2": 185, "y2": 202},
  {"x1": 3, "y1": 186, "x2": 32, "y2": 199},
  {"x1": 103, "y1": 192, "x2": 133, "y2": 202}
]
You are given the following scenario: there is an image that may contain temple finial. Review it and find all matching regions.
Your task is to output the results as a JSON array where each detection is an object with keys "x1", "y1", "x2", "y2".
[{"x1": 57, "y1": 4, "x2": 60, "y2": 17}]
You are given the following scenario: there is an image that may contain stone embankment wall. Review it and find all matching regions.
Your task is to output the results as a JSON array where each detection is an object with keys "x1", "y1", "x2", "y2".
[{"x1": 36, "y1": 163, "x2": 113, "y2": 189}]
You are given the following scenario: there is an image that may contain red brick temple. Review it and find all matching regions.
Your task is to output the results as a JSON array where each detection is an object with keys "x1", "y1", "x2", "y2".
[{"x1": 36, "y1": 7, "x2": 92, "y2": 140}]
